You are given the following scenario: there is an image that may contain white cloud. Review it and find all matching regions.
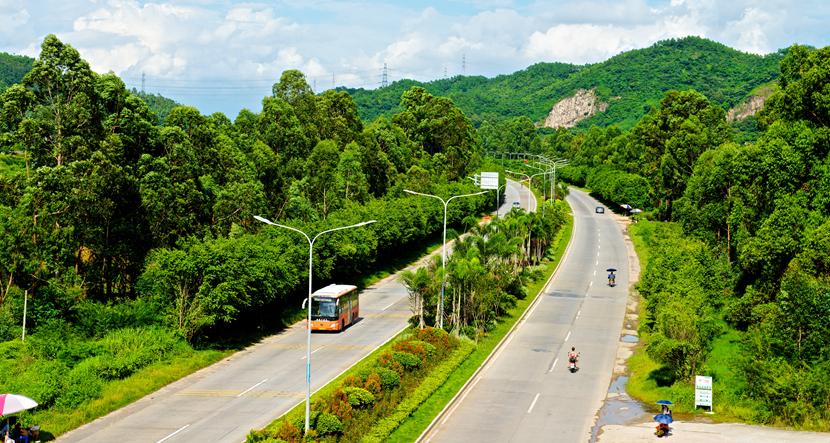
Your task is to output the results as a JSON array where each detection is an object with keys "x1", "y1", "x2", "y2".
[{"x1": 8, "y1": 0, "x2": 830, "y2": 116}]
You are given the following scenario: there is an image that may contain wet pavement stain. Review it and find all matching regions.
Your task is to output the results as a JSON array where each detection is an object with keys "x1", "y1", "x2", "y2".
[{"x1": 589, "y1": 376, "x2": 649, "y2": 443}]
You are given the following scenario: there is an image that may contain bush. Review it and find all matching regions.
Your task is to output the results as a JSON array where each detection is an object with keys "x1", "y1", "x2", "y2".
[
  {"x1": 341, "y1": 387, "x2": 375, "y2": 407},
  {"x1": 356, "y1": 366, "x2": 400, "y2": 390},
  {"x1": 402, "y1": 340, "x2": 436, "y2": 358},
  {"x1": 55, "y1": 356, "x2": 103, "y2": 410},
  {"x1": 391, "y1": 351, "x2": 421, "y2": 370},
  {"x1": 291, "y1": 411, "x2": 342, "y2": 435}
]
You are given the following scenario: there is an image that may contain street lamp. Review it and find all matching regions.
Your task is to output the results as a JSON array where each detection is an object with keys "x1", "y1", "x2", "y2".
[
  {"x1": 253, "y1": 215, "x2": 376, "y2": 434},
  {"x1": 403, "y1": 189, "x2": 486, "y2": 329}
]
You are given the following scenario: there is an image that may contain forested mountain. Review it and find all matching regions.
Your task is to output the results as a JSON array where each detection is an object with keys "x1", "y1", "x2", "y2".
[
  {"x1": 130, "y1": 89, "x2": 182, "y2": 126},
  {"x1": 0, "y1": 52, "x2": 34, "y2": 94},
  {"x1": 347, "y1": 37, "x2": 782, "y2": 130}
]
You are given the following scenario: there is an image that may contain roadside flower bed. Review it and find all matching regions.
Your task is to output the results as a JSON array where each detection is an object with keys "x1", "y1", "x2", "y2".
[{"x1": 246, "y1": 327, "x2": 471, "y2": 443}]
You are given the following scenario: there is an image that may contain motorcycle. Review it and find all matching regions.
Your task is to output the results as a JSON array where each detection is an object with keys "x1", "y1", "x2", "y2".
[
  {"x1": 568, "y1": 353, "x2": 580, "y2": 372},
  {"x1": 609, "y1": 275, "x2": 616, "y2": 286}
]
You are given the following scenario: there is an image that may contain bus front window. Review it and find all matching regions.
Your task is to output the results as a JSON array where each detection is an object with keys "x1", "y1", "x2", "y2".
[{"x1": 311, "y1": 297, "x2": 338, "y2": 319}]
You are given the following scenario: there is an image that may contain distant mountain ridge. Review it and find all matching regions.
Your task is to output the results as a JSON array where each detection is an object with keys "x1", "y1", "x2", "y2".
[{"x1": 345, "y1": 37, "x2": 784, "y2": 130}]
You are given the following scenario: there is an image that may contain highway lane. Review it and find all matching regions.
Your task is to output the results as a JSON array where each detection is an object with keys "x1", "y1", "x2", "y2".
[
  {"x1": 426, "y1": 188, "x2": 629, "y2": 443},
  {"x1": 57, "y1": 181, "x2": 536, "y2": 443},
  {"x1": 499, "y1": 178, "x2": 536, "y2": 217}
]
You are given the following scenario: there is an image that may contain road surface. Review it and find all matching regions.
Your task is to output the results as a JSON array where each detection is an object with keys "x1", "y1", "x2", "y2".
[
  {"x1": 56, "y1": 182, "x2": 536, "y2": 443},
  {"x1": 498, "y1": 178, "x2": 537, "y2": 217},
  {"x1": 425, "y1": 188, "x2": 629, "y2": 443}
]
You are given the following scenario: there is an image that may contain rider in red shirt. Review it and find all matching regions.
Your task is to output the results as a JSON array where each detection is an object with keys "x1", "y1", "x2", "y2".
[{"x1": 568, "y1": 347, "x2": 579, "y2": 369}]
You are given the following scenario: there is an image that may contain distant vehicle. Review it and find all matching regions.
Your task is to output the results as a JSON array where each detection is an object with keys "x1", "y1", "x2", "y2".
[
  {"x1": 309, "y1": 284, "x2": 359, "y2": 331},
  {"x1": 596, "y1": 206, "x2": 605, "y2": 213},
  {"x1": 513, "y1": 202, "x2": 521, "y2": 208}
]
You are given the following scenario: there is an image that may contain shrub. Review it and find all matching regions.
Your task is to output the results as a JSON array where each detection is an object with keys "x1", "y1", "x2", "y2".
[
  {"x1": 342, "y1": 375, "x2": 363, "y2": 388},
  {"x1": 291, "y1": 411, "x2": 342, "y2": 435},
  {"x1": 399, "y1": 340, "x2": 436, "y2": 358},
  {"x1": 363, "y1": 373, "x2": 382, "y2": 396},
  {"x1": 55, "y1": 356, "x2": 104, "y2": 410},
  {"x1": 391, "y1": 351, "x2": 421, "y2": 370},
  {"x1": 356, "y1": 366, "x2": 400, "y2": 390},
  {"x1": 341, "y1": 387, "x2": 375, "y2": 407}
]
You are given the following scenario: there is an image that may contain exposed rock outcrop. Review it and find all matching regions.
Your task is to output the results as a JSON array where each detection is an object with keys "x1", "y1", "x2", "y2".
[
  {"x1": 541, "y1": 89, "x2": 609, "y2": 128},
  {"x1": 727, "y1": 88, "x2": 774, "y2": 122}
]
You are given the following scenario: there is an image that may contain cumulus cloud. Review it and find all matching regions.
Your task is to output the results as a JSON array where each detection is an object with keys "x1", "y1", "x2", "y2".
[{"x1": 7, "y1": 0, "x2": 830, "y2": 116}]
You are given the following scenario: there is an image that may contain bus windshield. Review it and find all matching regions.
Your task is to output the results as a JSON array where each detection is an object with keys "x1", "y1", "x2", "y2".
[{"x1": 311, "y1": 297, "x2": 338, "y2": 318}]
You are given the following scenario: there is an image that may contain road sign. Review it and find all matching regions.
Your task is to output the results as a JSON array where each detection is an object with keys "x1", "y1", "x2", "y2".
[
  {"x1": 694, "y1": 375, "x2": 713, "y2": 410},
  {"x1": 480, "y1": 172, "x2": 499, "y2": 190}
]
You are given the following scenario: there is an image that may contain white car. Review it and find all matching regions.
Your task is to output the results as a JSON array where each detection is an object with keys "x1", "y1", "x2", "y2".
[{"x1": 513, "y1": 202, "x2": 521, "y2": 209}]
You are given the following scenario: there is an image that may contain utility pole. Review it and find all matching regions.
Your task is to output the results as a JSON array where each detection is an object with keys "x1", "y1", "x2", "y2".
[
  {"x1": 382, "y1": 63, "x2": 388, "y2": 87},
  {"x1": 332, "y1": 73, "x2": 335, "y2": 90},
  {"x1": 462, "y1": 54, "x2": 466, "y2": 76},
  {"x1": 141, "y1": 71, "x2": 145, "y2": 93},
  {"x1": 314, "y1": 79, "x2": 316, "y2": 92}
]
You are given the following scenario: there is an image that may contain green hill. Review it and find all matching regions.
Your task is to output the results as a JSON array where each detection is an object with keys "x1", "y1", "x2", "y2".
[
  {"x1": 346, "y1": 37, "x2": 783, "y2": 130},
  {"x1": 0, "y1": 52, "x2": 35, "y2": 93},
  {"x1": 130, "y1": 88, "x2": 182, "y2": 126}
]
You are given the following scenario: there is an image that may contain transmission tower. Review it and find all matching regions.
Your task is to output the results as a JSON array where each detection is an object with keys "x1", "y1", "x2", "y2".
[
  {"x1": 332, "y1": 73, "x2": 335, "y2": 90},
  {"x1": 141, "y1": 71, "x2": 145, "y2": 93},
  {"x1": 444, "y1": 67, "x2": 447, "y2": 79},
  {"x1": 462, "y1": 54, "x2": 466, "y2": 76},
  {"x1": 382, "y1": 63, "x2": 388, "y2": 87},
  {"x1": 314, "y1": 79, "x2": 316, "y2": 93}
]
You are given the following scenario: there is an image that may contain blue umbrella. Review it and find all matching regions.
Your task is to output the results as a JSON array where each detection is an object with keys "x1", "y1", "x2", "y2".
[
  {"x1": 654, "y1": 414, "x2": 673, "y2": 424},
  {"x1": 656, "y1": 400, "x2": 674, "y2": 405}
]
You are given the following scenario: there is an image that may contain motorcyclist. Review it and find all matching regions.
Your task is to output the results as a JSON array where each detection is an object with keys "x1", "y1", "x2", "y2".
[
  {"x1": 608, "y1": 272, "x2": 616, "y2": 285},
  {"x1": 568, "y1": 346, "x2": 579, "y2": 369}
]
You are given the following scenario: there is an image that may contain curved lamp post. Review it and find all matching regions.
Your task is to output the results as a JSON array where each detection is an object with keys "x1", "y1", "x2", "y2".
[
  {"x1": 403, "y1": 189, "x2": 486, "y2": 329},
  {"x1": 253, "y1": 215, "x2": 376, "y2": 434}
]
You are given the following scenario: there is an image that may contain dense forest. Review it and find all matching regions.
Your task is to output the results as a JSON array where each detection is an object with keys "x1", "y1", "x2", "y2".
[
  {"x1": 129, "y1": 89, "x2": 182, "y2": 126},
  {"x1": 0, "y1": 52, "x2": 34, "y2": 94},
  {"x1": 346, "y1": 37, "x2": 783, "y2": 131}
]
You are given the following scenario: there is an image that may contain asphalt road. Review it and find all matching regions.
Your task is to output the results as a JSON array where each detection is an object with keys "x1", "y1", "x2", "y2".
[
  {"x1": 426, "y1": 188, "x2": 629, "y2": 443},
  {"x1": 499, "y1": 178, "x2": 537, "y2": 217},
  {"x1": 56, "y1": 182, "x2": 536, "y2": 443}
]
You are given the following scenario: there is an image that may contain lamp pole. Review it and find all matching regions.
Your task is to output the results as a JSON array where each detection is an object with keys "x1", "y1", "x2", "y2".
[
  {"x1": 253, "y1": 216, "x2": 376, "y2": 434},
  {"x1": 403, "y1": 189, "x2": 486, "y2": 329}
]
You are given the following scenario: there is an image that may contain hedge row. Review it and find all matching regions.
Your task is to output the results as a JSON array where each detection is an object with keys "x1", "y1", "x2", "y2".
[{"x1": 359, "y1": 342, "x2": 476, "y2": 443}]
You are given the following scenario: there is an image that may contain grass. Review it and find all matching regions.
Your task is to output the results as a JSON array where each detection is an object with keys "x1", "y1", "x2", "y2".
[
  {"x1": 385, "y1": 202, "x2": 575, "y2": 442},
  {"x1": 32, "y1": 349, "x2": 230, "y2": 440}
]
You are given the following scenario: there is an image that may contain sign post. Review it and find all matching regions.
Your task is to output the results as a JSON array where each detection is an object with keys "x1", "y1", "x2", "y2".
[
  {"x1": 694, "y1": 375, "x2": 713, "y2": 413},
  {"x1": 480, "y1": 172, "x2": 499, "y2": 216}
]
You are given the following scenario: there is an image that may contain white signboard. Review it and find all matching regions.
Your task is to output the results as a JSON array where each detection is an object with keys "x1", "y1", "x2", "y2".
[
  {"x1": 694, "y1": 375, "x2": 713, "y2": 409},
  {"x1": 480, "y1": 172, "x2": 499, "y2": 190}
]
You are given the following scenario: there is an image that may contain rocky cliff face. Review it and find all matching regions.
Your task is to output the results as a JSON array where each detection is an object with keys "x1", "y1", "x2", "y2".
[
  {"x1": 542, "y1": 89, "x2": 609, "y2": 128},
  {"x1": 727, "y1": 89, "x2": 773, "y2": 122}
]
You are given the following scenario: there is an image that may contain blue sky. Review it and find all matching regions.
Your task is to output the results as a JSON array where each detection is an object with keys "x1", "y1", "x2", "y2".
[{"x1": 2, "y1": 0, "x2": 829, "y2": 118}]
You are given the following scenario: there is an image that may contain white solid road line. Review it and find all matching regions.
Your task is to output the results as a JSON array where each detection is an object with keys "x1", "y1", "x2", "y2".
[
  {"x1": 549, "y1": 358, "x2": 558, "y2": 372},
  {"x1": 527, "y1": 393, "x2": 541, "y2": 413},
  {"x1": 156, "y1": 425, "x2": 190, "y2": 443},
  {"x1": 381, "y1": 302, "x2": 396, "y2": 311},
  {"x1": 300, "y1": 348, "x2": 321, "y2": 360},
  {"x1": 565, "y1": 331, "x2": 571, "y2": 341},
  {"x1": 237, "y1": 379, "x2": 268, "y2": 397}
]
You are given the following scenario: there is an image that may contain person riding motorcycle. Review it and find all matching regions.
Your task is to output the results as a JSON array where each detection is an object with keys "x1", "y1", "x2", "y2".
[
  {"x1": 608, "y1": 272, "x2": 616, "y2": 286},
  {"x1": 568, "y1": 346, "x2": 579, "y2": 369}
]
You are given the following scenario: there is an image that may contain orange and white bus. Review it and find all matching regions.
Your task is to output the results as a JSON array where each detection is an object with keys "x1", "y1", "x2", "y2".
[{"x1": 309, "y1": 284, "x2": 359, "y2": 331}]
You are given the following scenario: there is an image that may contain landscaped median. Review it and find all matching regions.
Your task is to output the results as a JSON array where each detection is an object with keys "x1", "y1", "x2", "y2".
[{"x1": 245, "y1": 328, "x2": 474, "y2": 443}]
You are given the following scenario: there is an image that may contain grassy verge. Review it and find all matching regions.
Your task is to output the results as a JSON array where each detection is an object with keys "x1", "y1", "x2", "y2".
[
  {"x1": 385, "y1": 203, "x2": 575, "y2": 442},
  {"x1": 624, "y1": 222, "x2": 768, "y2": 425},
  {"x1": 34, "y1": 349, "x2": 230, "y2": 439}
]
